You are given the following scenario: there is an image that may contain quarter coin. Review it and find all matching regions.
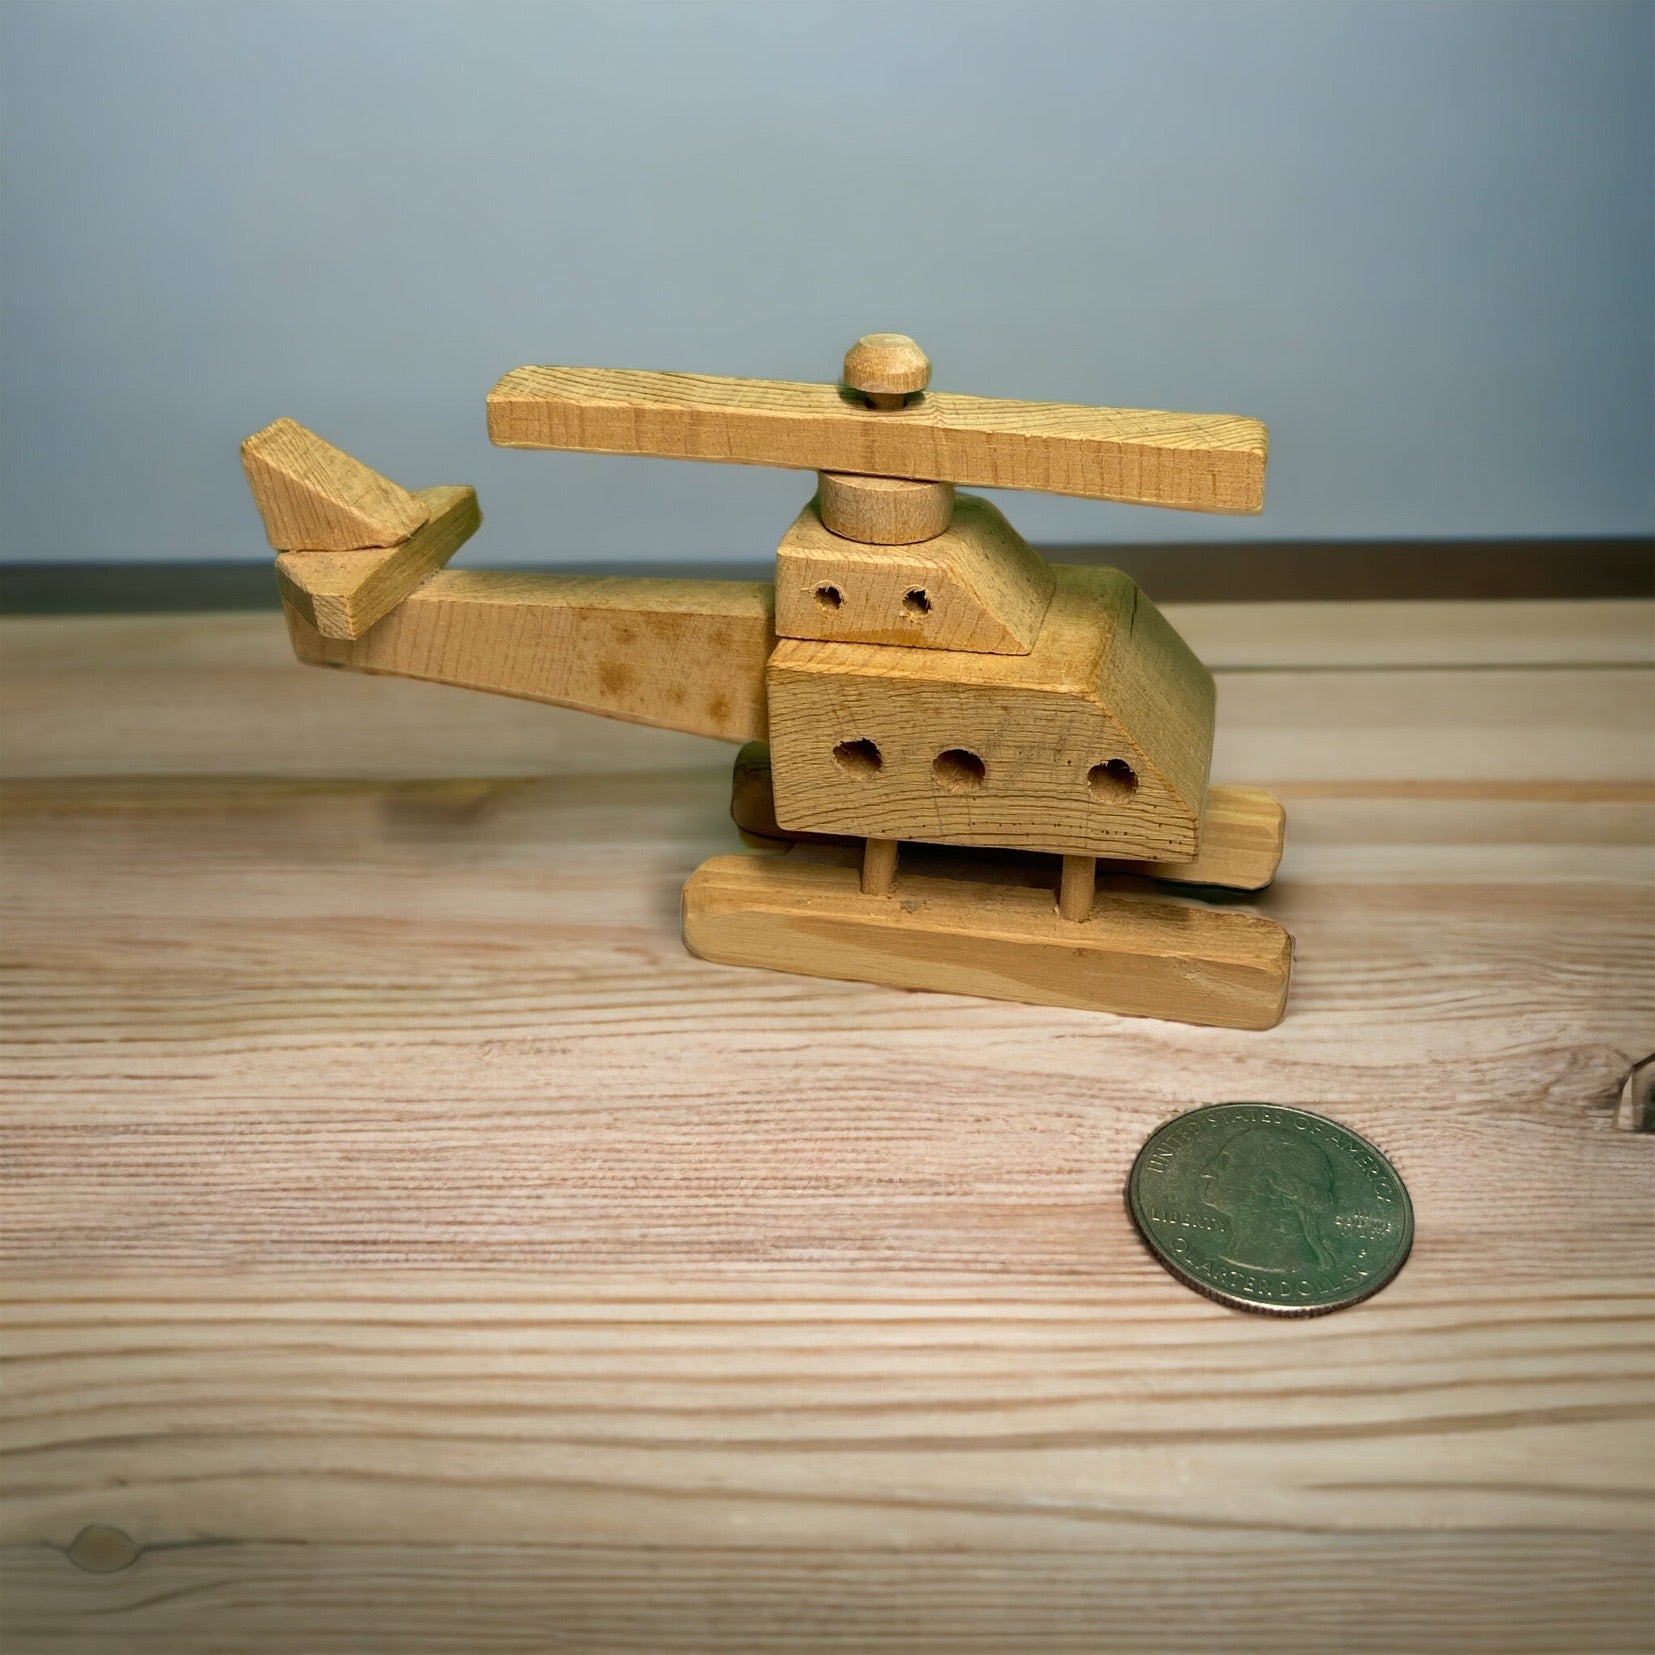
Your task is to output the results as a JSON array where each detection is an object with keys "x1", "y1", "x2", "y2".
[{"x1": 1127, "y1": 1103, "x2": 1413, "y2": 1315}]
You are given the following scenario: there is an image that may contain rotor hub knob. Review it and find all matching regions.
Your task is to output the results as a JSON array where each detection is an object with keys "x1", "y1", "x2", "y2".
[{"x1": 842, "y1": 333, "x2": 930, "y2": 410}]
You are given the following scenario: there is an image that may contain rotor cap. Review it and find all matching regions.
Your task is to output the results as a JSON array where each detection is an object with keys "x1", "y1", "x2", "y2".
[{"x1": 843, "y1": 334, "x2": 930, "y2": 409}]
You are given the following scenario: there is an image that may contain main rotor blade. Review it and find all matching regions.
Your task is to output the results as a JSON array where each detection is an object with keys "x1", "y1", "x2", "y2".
[{"x1": 488, "y1": 368, "x2": 1267, "y2": 515}]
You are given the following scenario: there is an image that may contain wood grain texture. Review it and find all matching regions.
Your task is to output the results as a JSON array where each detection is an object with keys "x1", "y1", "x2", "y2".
[
  {"x1": 775, "y1": 493, "x2": 1054, "y2": 654},
  {"x1": 1, "y1": 604, "x2": 1651, "y2": 1648},
  {"x1": 1057, "y1": 853, "x2": 1097, "y2": 922},
  {"x1": 861, "y1": 834, "x2": 899, "y2": 897},
  {"x1": 286, "y1": 569, "x2": 776, "y2": 743},
  {"x1": 1170, "y1": 597, "x2": 1655, "y2": 670},
  {"x1": 841, "y1": 333, "x2": 931, "y2": 405},
  {"x1": 274, "y1": 484, "x2": 480, "y2": 640},
  {"x1": 730, "y1": 742, "x2": 1286, "y2": 893},
  {"x1": 240, "y1": 418, "x2": 428, "y2": 552},
  {"x1": 4, "y1": 1534, "x2": 1650, "y2": 1655},
  {"x1": 682, "y1": 850, "x2": 1292, "y2": 1028},
  {"x1": 5, "y1": 603, "x2": 1645, "y2": 784},
  {"x1": 486, "y1": 367, "x2": 1268, "y2": 513},
  {"x1": 1130, "y1": 782, "x2": 1286, "y2": 889},
  {"x1": 767, "y1": 566, "x2": 1214, "y2": 860},
  {"x1": 816, "y1": 472, "x2": 954, "y2": 544}
]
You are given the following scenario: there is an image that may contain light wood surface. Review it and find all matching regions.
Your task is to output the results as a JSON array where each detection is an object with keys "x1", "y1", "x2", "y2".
[
  {"x1": 816, "y1": 472, "x2": 954, "y2": 544},
  {"x1": 841, "y1": 333, "x2": 932, "y2": 407},
  {"x1": 486, "y1": 367, "x2": 1268, "y2": 513},
  {"x1": 730, "y1": 744, "x2": 1286, "y2": 893},
  {"x1": 1057, "y1": 852, "x2": 1097, "y2": 922},
  {"x1": 287, "y1": 569, "x2": 776, "y2": 744},
  {"x1": 275, "y1": 483, "x2": 480, "y2": 640},
  {"x1": 1130, "y1": 782, "x2": 1287, "y2": 889},
  {"x1": 768, "y1": 566, "x2": 1214, "y2": 860},
  {"x1": 774, "y1": 493, "x2": 1054, "y2": 654},
  {"x1": 2, "y1": 599, "x2": 1652, "y2": 1651},
  {"x1": 682, "y1": 851, "x2": 1291, "y2": 1029},
  {"x1": 240, "y1": 417, "x2": 428, "y2": 551},
  {"x1": 860, "y1": 834, "x2": 899, "y2": 897}
]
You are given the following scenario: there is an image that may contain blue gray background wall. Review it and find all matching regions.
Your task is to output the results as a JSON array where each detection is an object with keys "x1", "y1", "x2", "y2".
[{"x1": 2, "y1": 0, "x2": 1650, "y2": 566}]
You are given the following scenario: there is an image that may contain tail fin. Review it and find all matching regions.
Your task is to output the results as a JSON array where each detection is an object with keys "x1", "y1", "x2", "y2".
[{"x1": 242, "y1": 419, "x2": 478, "y2": 640}]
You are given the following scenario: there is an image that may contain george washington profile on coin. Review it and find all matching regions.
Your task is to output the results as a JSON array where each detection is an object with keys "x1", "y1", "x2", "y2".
[
  {"x1": 1127, "y1": 1104, "x2": 1413, "y2": 1315},
  {"x1": 1197, "y1": 1122, "x2": 1341, "y2": 1274}
]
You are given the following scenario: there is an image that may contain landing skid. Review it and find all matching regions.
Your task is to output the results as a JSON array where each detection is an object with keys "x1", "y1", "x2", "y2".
[{"x1": 682, "y1": 746, "x2": 1294, "y2": 1030}]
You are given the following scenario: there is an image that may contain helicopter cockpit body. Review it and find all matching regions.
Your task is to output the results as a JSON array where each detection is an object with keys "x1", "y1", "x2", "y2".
[{"x1": 766, "y1": 562, "x2": 1213, "y2": 863}]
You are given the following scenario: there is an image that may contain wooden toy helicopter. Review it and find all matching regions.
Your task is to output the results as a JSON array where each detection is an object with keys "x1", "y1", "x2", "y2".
[{"x1": 242, "y1": 334, "x2": 1292, "y2": 1029}]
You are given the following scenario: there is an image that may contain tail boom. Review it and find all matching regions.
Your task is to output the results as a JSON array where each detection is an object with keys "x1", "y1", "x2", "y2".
[{"x1": 286, "y1": 569, "x2": 775, "y2": 744}]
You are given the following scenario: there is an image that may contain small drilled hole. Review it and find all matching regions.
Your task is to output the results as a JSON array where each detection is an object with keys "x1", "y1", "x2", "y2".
[
  {"x1": 1088, "y1": 759, "x2": 1138, "y2": 800},
  {"x1": 815, "y1": 584, "x2": 843, "y2": 609},
  {"x1": 933, "y1": 748, "x2": 986, "y2": 792},
  {"x1": 902, "y1": 588, "x2": 931, "y2": 616},
  {"x1": 833, "y1": 738, "x2": 882, "y2": 778}
]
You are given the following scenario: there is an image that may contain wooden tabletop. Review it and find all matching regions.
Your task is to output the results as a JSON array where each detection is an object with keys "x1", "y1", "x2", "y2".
[{"x1": 3, "y1": 597, "x2": 1652, "y2": 1653}]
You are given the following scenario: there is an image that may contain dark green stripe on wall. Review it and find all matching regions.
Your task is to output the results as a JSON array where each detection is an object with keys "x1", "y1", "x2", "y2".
[{"x1": 1, "y1": 539, "x2": 1649, "y2": 614}]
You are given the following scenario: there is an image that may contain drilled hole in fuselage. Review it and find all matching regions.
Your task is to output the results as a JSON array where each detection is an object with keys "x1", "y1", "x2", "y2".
[
  {"x1": 933, "y1": 748, "x2": 986, "y2": 792},
  {"x1": 902, "y1": 588, "x2": 931, "y2": 616},
  {"x1": 833, "y1": 738, "x2": 883, "y2": 778},
  {"x1": 1088, "y1": 759, "x2": 1138, "y2": 800},
  {"x1": 815, "y1": 584, "x2": 843, "y2": 609}
]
